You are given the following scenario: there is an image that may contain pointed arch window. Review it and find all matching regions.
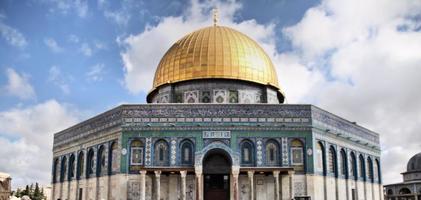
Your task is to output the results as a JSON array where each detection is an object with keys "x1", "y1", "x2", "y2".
[
  {"x1": 97, "y1": 145, "x2": 106, "y2": 176},
  {"x1": 375, "y1": 159, "x2": 381, "y2": 183},
  {"x1": 367, "y1": 157, "x2": 374, "y2": 182},
  {"x1": 291, "y1": 139, "x2": 304, "y2": 165},
  {"x1": 316, "y1": 142, "x2": 325, "y2": 174},
  {"x1": 265, "y1": 140, "x2": 279, "y2": 166},
  {"x1": 180, "y1": 140, "x2": 194, "y2": 165},
  {"x1": 76, "y1": 152, "x2": 84, "y2": 180},
  {"x1": 359, "y1": 155, "x2": 366, "y2": 180},
  {"x1": 339, "y1": 149, "x2": 347, "y2": 176},
  {"x1": 328, "y1": 147, "x2": 337, "y2": 175},
  {"x1": 240, "y1": 140, "x2": 254, "y2": 165},
  {"x1": 130, "y1": 140, "x2": 144, "y2": 165},
  {"x1": 154, "y1": 140, "x2": 169, "y2": 166},
  {"x1": 109, "y1": 142, "x2": 119, "y2": 174},
  {"x1": 68, "y1": 154, "x2": 75, "y2": 180},
  {"x1": 53, "y1": 158, "x2": 59, "y2": 183},
  {"x1": 60, "y1": 156, "x2": 67, "y2": 182},
  {"x1": 350, "y1": 152, "x2": 357, "y2": 179},
  {"x1": 87, "y1": 149, "x2": 95, "y2": 177}
]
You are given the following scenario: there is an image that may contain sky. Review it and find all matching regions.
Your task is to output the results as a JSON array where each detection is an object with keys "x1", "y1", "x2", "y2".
[{"x1": 0, "y1": 0, "x2": 420, "y2": 188}]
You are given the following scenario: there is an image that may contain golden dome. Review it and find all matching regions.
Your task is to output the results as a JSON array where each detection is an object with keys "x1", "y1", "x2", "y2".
[{"x1": 152, "y1": 26, "x2": 281, "y2": 90}]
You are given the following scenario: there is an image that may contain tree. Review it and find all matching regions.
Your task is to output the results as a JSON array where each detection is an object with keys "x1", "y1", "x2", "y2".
[
  {"x1": 33, "y1": 182, "x2": 41, "y2": 200},
  {"x1": 21, "y1": 185, "x2": 29, "y2": 196}
]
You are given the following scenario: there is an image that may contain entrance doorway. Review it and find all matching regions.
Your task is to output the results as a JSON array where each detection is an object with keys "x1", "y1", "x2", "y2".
[{"x1": 203, "y1": 149, "x2": 231, "y2": 200}]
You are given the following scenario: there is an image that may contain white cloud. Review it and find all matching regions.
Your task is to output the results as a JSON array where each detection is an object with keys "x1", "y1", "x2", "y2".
[
  {"x1": 68, "y1": 34, "x2": 79, "y2": 43},
  {"x1": 0, "y1": 17, "x2": 27, "y2": 48},
  {"x1": 283, "y1": 0, "x2": 421, "y2": 184},
  {"x1": 44, "y1": 38, "x2": 63, "y2": 53},
  {"x1": 86, "y1": 63, "x2": 105, "y2": 81},
  {"x1": 2, "y1": 68, "x2": 36, "y2": 100},
  {"x1": 0, "y1": 100, "x2": 82, "y2": 188},
  {"x1": 46, "y1": 0, "x2": 88, "y2": 18},
  {"x1": 48, "y1": 66, "x2": 71, "y2": 94},
  {"x1": 97, "y1": 0, "x2": 141, "y2": 27},
  {"x1": 79, "y1": 42, "x2": 92, "y2": 56}
]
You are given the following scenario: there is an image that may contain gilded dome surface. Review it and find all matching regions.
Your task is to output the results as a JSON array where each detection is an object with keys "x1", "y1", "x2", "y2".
[{"x1": 152, "y1": 26, "x2": 280, "y2": 90}]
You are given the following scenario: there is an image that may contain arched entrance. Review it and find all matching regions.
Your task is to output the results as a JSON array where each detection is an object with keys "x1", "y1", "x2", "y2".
[{"x1": 203, "y1": 149, "x2": 231, "y2": 200}]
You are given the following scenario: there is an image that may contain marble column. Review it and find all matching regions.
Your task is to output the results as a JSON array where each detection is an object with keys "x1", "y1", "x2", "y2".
[
  {"x1": 273, "y1": 171, "x2": 280, "y2": 200},
  {"x1": 288, "y1": 171, "x2": 295, "y2": 200},
  {"x1": 232, "y1": 166, "x2": 240, "y2": 200},
  {"x1": 248, "y1": 171, "x2": 254, "y2": 200},
  {"x1": 195, "y1": 166, "x2": 203, "y2": 200},
  {"x1": 154, "y1": 170, "x2": 161, "y2": 200},
  {"x1": 180, "y1": 171, "x2": 187, "y2": 200},
  {"x1": 140, "y1": 170, "x2": 147, "y2": 200}
]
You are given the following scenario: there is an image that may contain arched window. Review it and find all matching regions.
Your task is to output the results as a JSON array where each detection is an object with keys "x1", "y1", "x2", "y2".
[
  {"x1": 367, "y1": 157, "x2": 373, "y2": 182},
  {"x1": 340, "y1": 149, "x2": 347, "y2": 176},
  {"x1": 109, "y1": 142, "x2": 119, "y2": 174},
  {"x1": 359, "y1": 155, "x2": 365, "y2": 180},
  {"x1": 68, "y1": 154, "x2": 75, "y2": 180},
  {"x1": 180, "y1": 140, "x2": 194, "y2": 165},
  {"x1": 240, "y1": 140, "x2": 254, "y2": 165},
  {"x1": 291, "y1": 139, "x2": 304, "y2": 165},
  {"x1": 97, "y1": 145, "x2": 106, "y2": 176},
  {"x1": 53, "y1": 158, "x2": 59, "y2": 183},
  {"x1": 265, "y1": 140, "x2": 279, "y2": 166},
  {"x1": 350, "y1": 152, "x2": 357, "y2": 179},
  {"x1": 316, "y1": 142, "x2": 325, "y2": 174},
  {"x1": 131, "y1": 140, "x2": 144, "y2": 165},
  {"x1": 387, "y1": 189, "x2": 393, "y2": 195},
  {"x1": 154, "y1": 140, "x2": 169, "y2": 166},
  {"x1": 399, "y1": 188, "x2": 411, "y2": 194},
  {"x1": 375, "y1": 159, "x2": 381, "y2": 183},
  {"x1": 77, "y1": 152, "x2": 84, "y2": 180},
  {"x1": 60, "y1": 156, "x2": 67, "y2": 182},
  {"x1": 328, "y1": 146, "x2": 336, "y2": 175},
  {"x1": 87, "y1": 149, "x2": 95, "y2": 177}
]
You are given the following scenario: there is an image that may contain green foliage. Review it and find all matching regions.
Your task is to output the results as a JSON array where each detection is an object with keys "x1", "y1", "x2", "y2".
[{"x1": 13, "y1": 182, "x2": 46, "y2": 200}]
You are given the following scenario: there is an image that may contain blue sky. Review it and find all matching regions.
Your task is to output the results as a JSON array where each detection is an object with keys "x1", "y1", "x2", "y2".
[
  {"x1": 1, "y1": 0, "x2": 421, "y2": 188},
  {"x1": 0, "y1": 0, "x2": 316, "y2": 112}
]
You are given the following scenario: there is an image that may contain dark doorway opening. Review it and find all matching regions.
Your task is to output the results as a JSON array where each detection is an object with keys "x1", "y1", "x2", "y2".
[{"x1": 203, "y1": 149, "x2": 231, "y2": 200}]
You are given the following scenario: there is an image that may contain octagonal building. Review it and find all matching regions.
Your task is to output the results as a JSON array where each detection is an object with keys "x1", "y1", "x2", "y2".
[{"x1": 51, "y1": 25, "x2": 383, "y2": 200}]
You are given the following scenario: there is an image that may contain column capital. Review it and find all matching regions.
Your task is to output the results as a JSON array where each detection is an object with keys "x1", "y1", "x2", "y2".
[
  {"x1": 140, "y1": 170, "x2": 147, "y2": 175},
  {"x1": 180, "y1": 170, "x2": 187, "y2": 178},
  {"x1": 195, "y1": 166, "x2": 203, "y2": 176},
  {"x1": 288, "y1": 170, "x2": 295, "y2": 176},
  {"x1": 247, "y1": 170, "x2": 255, "y2": 177},
  {"x1": 232, "y1": 166, "x2": 240, "y2": 175},
  {"x1": 154, "y1": 170, "x2": 162, "y2": 177},
  {"x1": 273, "y1": 170, "x2": 280, "y2": 178}
]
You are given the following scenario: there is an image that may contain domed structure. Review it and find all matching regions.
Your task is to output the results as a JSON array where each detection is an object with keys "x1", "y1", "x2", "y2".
[
  {"x1": 52, "y1": 22, "x2": 383, "y2": 200},
  {"x1": 407, "y1": 152, "x2": 421, "y2": 172},
  {"x1": 147, "y1": 26, "x2": 285, "y2": 104},
  {"x1": 385, "y1": 152, "x2": 421, "y2": 199}
]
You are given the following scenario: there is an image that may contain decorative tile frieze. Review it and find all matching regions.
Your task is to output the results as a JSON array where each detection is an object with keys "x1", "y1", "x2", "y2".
[
  {"x1": 256, "y1": 139, "x2": 263, "y2": 166},
  {"x1": 145, "y1": 138, "x2": 152, "y2": 166},
  {"x1": 282, "y1": 137, "x2": 289, "y2": 166},
  {"x1": 53, "y1": 104, "x2": 380, "y2": 150},
  {"x1": 170, "y1": 138, "x2": 177, "y2": 166}
]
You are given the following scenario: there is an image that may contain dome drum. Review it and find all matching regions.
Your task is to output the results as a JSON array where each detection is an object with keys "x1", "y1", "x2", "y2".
[{"x1": 147, "y1": 79, "x2": 284, "y2": 103}]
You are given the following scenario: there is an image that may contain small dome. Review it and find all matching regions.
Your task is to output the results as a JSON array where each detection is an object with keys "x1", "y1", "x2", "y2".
[{"x1": 407, "y1": 152, "x2": 421, "y2": 172}]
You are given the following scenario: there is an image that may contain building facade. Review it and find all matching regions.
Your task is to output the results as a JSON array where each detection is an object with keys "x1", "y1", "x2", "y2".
[
  {"x1": 384, "y1": 153, "x2": 421, "y2": 200},
  {"x1": 51, "y1": 25, "x2": 383, "y2": 200},
  {"x1": 0, "y1": 172, "x2": 11, "y2": 200}
]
